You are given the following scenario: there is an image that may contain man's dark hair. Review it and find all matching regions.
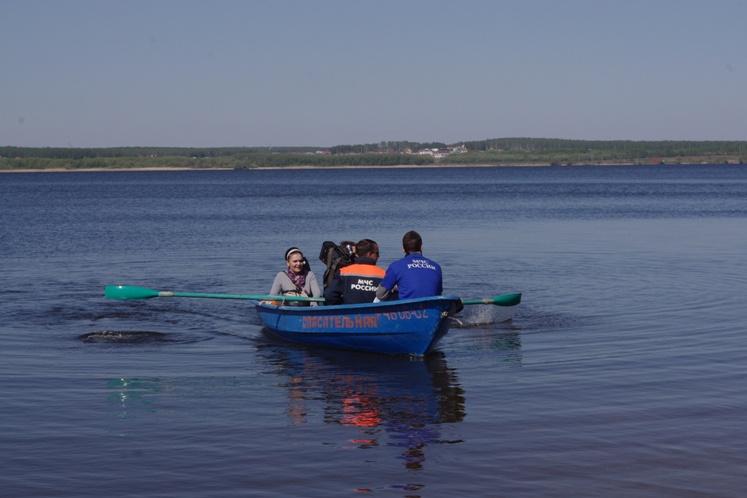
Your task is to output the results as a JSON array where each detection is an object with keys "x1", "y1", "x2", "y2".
[
  {"x1": 402, "y1": 230, "x2": 422, "y2": 253},
  {"x1": 356, "y1": 239, "x2": 379, "y2": 258}
]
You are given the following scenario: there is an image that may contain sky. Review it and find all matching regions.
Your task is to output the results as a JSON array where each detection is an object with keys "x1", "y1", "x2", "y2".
[{"x1": 1, "y1": 0, "x2": 746, "y2": 147}]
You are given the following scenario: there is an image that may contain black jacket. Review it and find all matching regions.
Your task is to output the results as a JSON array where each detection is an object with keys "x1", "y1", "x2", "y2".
[{"x1": 323, "y1": 257, "x2": 386, "y2": 305}]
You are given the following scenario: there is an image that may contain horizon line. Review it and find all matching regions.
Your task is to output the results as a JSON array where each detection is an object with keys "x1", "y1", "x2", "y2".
[{"x1": 4, "y1": 137, "x2": 747, "y2": 149}]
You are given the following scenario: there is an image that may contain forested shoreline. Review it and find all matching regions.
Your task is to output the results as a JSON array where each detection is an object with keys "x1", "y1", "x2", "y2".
[{"x1": 2, "y1": 138, "x2": 745, "y2": 170}]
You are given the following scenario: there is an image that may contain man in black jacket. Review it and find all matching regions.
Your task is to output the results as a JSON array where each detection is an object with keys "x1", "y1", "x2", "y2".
[{"x1": 324, "y1": 239, "x2": 386, "y2": 305}]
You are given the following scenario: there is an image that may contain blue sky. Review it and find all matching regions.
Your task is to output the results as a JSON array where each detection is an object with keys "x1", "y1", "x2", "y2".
[{"x1": 2, "y1": 0, "x2": 746, "y2": 147}]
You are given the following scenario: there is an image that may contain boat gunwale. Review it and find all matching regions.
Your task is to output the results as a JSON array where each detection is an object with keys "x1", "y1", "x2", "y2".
[{"x1": 255, "y1": 294, "x2": 462, "y2": 314}]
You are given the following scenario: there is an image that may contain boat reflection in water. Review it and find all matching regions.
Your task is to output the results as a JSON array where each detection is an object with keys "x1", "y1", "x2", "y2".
[{"x1": 257, "y1": 343, "x2": 466, "y2": 471}]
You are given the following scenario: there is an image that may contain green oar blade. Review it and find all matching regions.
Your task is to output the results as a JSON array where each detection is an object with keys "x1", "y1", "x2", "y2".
[
  {"x1": 461, "y1": 292, "x2": 521, "y2": 306},
  {"x1": 105, "y1": 285, "x2": 160, "y2": 300}
]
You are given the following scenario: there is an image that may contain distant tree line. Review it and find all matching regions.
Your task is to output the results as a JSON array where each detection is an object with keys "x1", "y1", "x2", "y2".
[
  {"x1": 1, "y1": 138, "x2": 745, "y2": 170},
  {"x1": 459, "y1": 138, "x2": 747, "y2": 156},
  {"x1": 0, "y1": 151, "x2": 434, "y2": 170},
  {"x1": 330, "y1": 141, "x2": 447, "y2": 154},
  {"x1": 442, "y1": 138, "x2": 746, "y2": 165},
  {"x1": 0, "y1": 146, "x2": 318, "y2": 159},
  {"x1": 235, "y1": 153, "x2": 433, "y2": 167}
]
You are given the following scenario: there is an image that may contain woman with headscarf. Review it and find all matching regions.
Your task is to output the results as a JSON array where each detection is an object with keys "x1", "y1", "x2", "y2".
[{"x1": 269, "y1": 247, "x2": 322, "y2": 306}]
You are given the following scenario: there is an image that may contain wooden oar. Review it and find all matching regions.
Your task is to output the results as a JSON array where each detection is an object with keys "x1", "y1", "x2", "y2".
[
  {"x1": 104, "y1": 285, "x2": 325, "y2": 302},
  {"x1": 461, "y1": 292, "x2": 521, "y2": 306}
]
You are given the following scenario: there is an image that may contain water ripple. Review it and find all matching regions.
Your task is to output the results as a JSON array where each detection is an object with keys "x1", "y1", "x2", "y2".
[{"x1": 78, "y1": 330, "x2": 211, "y2": 344}]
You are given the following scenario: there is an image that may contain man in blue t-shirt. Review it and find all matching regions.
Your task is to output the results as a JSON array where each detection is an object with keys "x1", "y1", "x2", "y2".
[{"x1": 375, "y1": 230, "x2": 443, "y2": 300}]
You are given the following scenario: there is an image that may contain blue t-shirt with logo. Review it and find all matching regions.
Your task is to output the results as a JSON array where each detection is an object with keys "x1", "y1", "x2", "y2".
[{"x1": 380, "y1": 252, "x2": 443, "y2": 299}]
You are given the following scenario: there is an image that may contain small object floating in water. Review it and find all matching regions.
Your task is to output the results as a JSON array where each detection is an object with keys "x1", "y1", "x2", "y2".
[{"x1": 79, "y1": 330, "x2": 169, "y2": 343}]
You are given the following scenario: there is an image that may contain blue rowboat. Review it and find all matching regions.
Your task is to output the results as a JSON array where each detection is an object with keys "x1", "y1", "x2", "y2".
[{"x1": 255, "y1": 295, "x2": 464, "y2": 355}]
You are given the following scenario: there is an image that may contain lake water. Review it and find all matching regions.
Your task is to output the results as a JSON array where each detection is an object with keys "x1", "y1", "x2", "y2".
[{"x1": 2, "y1": 165, "x2": 746, "y2": 497}]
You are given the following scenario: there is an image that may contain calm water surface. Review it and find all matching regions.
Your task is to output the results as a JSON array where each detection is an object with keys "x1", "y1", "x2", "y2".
[{"x1": 1, "y1": 165, "x2": 746, "y2": 497}]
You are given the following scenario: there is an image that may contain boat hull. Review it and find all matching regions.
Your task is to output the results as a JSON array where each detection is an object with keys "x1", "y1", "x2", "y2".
[{"x1": 255, "y1": 296, "x2": 463, "y2": 355}]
